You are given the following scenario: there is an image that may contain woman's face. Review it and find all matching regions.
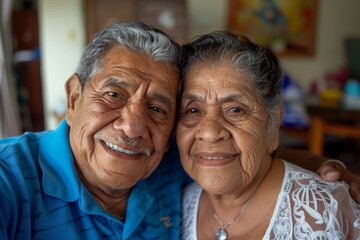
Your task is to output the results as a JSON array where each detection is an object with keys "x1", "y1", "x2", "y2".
[{"x1": 176, "y1": 62, "x2": 278, "y2": 194}]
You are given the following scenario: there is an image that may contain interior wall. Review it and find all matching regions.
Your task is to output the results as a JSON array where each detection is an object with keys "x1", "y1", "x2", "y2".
[
  {"x1": 188, "y1": 0, "x2": 360, "y2": 90},
  {"x1": 187, "y1": 0, "x2": 228, "y2": 39},
  {"x1": 38, "y1": 0, "x2": 85, "y2": 129},
  {"x1": 38, "y1": 0, "x2": 360, "y2": 129},
  {"x1": 280, "y1": 0, "x2": 360, "y2": 90}
]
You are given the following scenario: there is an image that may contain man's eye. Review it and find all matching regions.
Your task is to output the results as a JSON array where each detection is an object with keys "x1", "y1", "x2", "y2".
[
  {"x1": 107, "y1": 92, "x2": 120, "y2": 98},
  {"x1": 150, "y1": 106, "x2": 166, "y2": 114}
]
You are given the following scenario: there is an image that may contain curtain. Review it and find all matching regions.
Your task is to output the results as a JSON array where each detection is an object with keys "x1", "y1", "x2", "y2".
[{"x1": 0, "y1": 0, "x2": 21, "y2": 138}]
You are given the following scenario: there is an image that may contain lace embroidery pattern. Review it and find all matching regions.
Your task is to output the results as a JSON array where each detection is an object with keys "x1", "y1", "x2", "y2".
[
  {"x1": 182, "y1": 161, "x2": 360, "y2": 240},
  {"x1": 181, "y1": 183, "x2": 201, "y2": 240}
]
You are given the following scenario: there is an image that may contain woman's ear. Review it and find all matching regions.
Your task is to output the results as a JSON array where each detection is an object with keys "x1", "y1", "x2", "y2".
[
  {"x1": 279, "y1": 105, "x2": 284, "y2": 125},
  {"x1": 65, "y1": 74, "x2": 82, "y2": 125},
  {"x1": 269, "y1": 105, "x2": 284, "y2": 152}
]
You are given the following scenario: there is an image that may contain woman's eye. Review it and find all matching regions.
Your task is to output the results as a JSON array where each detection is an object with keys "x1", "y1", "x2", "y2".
[
  {"x1": 185, "y1": 108, "x2": 199, "y2": 114},
  {"x1": 229, "y1": 106, "x2": 244, "y2": 113}
]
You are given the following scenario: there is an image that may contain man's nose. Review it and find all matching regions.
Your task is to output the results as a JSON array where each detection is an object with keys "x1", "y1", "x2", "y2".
[
  {"x1": 195, "y1": 116, "x2": 230, "y2": 143},
  {"x1": 113, "y1": 103, "x2": 150, "y2": 140}
]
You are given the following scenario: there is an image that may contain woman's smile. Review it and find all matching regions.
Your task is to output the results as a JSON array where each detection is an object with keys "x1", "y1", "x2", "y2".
[{"x1": 194, "y1": 152, "x2": 238, "y2": 166}]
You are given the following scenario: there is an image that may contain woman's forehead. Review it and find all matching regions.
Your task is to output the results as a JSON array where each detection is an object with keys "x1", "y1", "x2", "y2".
[{"x1": 184, "y1": 63, "x2": 255, "y2": 93}]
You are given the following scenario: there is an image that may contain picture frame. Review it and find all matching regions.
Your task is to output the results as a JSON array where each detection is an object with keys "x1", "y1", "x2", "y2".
[{"x1": 228, "y1": 0, "x2": 317, "y2": 57}]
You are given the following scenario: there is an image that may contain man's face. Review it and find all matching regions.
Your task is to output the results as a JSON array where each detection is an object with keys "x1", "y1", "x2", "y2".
[{"x1": 66, "y1": 47, "x2": 179, "y2": 193}]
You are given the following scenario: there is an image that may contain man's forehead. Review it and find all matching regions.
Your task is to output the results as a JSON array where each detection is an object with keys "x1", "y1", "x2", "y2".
[{"x1": 103, "y1": 47, "x2": 178, "y2": 80}]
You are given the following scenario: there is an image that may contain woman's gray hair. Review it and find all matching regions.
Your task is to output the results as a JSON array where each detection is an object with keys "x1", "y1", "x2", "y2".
[
  {"x1": 181, "y1": 31, "x2": 283, "y2": 130},
  {"x1": 76, "y1": 22, "x2": 183, "y2": 91}
]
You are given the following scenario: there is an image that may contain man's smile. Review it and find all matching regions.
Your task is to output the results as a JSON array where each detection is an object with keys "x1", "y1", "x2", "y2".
[{"x1": 104, "y1": 140, "x2": 139, "y2": 155}]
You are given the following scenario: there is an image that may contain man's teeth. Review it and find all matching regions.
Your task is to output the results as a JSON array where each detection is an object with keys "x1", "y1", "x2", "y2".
[{"x1": 104, "y1": 141, "x2": 139, "y2": 155}]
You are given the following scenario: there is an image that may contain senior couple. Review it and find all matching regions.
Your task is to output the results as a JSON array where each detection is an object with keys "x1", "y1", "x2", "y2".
[{"x1": 0, "y1": 22, "x2": 359, "y2": 239}]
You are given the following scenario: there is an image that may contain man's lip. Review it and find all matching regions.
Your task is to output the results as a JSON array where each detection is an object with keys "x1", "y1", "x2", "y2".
[
  {"x1": 194, "y1": 152, "x2": 238, "y2": 166},
  {"x1": 103, "y1": 140, "x2": 140, "y2": 155},
  {"x1": 100, "y1": 140, "x2": 146, "y2": 160}
]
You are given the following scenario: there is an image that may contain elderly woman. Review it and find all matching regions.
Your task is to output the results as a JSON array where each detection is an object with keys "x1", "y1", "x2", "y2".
[{"x1": 177, "y1": 31, "x2": 360, "y2": 239}]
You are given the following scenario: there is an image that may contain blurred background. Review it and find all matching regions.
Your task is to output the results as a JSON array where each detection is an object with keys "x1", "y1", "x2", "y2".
[{"x1": 1, "y1": 0, "x2": 360, "y2": 172}]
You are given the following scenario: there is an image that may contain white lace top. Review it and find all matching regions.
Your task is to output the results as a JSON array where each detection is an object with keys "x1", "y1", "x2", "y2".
[{"x1": 182, "y1": 161, "x2": 360, "y2": 239}]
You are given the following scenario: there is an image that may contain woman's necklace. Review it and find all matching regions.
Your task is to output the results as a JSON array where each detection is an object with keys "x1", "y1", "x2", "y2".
[{"x1": 213, "y1": 189, "x2": 258, "y2": 240}]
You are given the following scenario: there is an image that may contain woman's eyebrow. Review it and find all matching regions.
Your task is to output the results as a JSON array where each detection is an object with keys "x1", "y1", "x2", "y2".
[
  {"x1": 181, "y1": 92, "x2": 251, "y2": 103},
  {"x1": 181, "y1": 92, "x2": 205, "y2": 103},
  {"x1": 219, "y1": 94, "x2": 250, "y2": 103}
]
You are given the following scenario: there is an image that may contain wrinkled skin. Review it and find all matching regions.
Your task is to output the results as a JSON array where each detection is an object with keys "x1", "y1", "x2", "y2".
[
  {"x1": 65, "y1": 47, "x2": 179, "y2": 217},
  {"x1": 176, "y1": 62, "x2": 282, "y2": 196}
]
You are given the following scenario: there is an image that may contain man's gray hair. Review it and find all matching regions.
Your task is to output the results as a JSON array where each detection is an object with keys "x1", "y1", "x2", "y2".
[{"x1": 76, "y1": 22, "x2": 183, "y2": 90}]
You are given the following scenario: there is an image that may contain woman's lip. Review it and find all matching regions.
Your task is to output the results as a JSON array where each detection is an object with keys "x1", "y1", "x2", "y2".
[{"x1": 194, "y1": 152, "x2": 238, "y2": 166}]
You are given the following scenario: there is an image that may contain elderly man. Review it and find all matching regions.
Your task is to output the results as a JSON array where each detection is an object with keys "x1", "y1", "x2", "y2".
[{"x1": 0, "y1": 22, "x2": 359, "y2": 239}]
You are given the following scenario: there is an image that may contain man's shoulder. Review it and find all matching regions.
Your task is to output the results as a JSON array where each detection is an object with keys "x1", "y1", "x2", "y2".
[
  {"x1": 161, "y1": 135, "x2": 180, "y2": 165},
  {"x1": 157, "y1": 135, "x2": 186, "y2": 177},
  {"x1": 155, "y1": 135, "x2": 192, "y2": 185},
  {"x1": 0, "y1": 131, "x2": 48, "y2": 157}
]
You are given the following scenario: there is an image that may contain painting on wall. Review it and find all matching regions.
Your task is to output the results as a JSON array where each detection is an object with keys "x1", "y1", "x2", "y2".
[{"x1": 228, "y1": 0, "x2": 317, "y2": 56}]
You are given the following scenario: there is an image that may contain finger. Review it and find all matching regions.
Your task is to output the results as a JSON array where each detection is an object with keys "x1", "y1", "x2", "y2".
[
  {"x1": 318, "y1": 165, "x2": 341, "y2": 181},
  {"x1": 350, "y1": 183, "x2": 360, "y2": 204}
]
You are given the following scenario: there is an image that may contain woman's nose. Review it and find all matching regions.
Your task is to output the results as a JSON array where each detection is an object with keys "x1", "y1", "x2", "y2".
[{"x1": 195, "y1": 116, "x2": 230, "y2": 143}]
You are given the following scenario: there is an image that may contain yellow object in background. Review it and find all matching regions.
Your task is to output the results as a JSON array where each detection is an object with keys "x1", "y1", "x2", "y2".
[{"x1": 320, "y1": 88, "x2": 342, "y2": 104}]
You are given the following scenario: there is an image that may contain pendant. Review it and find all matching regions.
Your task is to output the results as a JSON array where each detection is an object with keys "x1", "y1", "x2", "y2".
[{"x1": 216, "y1": 228, "x2": 228, "y2": 240}]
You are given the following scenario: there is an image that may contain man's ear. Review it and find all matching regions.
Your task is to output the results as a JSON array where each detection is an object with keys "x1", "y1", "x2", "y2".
[{"x1": 65, "y1": 74, "x2": 82, "y2": 125}]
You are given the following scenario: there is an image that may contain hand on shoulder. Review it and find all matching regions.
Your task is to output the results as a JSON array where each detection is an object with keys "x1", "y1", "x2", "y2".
[{"x1": 317, "y1": 159, "x2": 360, "y2": 204}]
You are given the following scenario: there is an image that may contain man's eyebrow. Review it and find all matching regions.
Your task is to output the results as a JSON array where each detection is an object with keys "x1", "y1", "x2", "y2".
[
  {"x1": 153, "y1": 92, "x2": 174, "y2": 112},
  {"x1": 105, "y1": 78, "x2": 174, "y2": 111},
  {"x1": 103, "y1": 77, "x2": 132, "y2": 88}
]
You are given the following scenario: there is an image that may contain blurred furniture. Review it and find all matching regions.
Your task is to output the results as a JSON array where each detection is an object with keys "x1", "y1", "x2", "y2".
[
  {"x1": 306, "y1": 96, "x2": 360, "y2": 154},
  {"x1": 345, "y1": 38, "x2": 360, "y2": 80},
  {"x1": 84, "y1": 0, "x2": 187, "y2": 44},
  {"x1": 12, "y1": 5, "x2": 45, "y2": 131}
]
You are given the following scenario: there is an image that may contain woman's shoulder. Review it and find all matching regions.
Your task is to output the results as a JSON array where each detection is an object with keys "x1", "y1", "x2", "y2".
[
  {"x1": 182, "y1": 183, "x2": 201, "y2": 240},
  {"x1": 284, "y1": 161, "x2": 350, "y2": 196},
  {"x1": 271, "y1": 160, "x2": 360, "y2": 239},
  {"x1": 183, "y1": 182, "x2": 202, "y2": 199}
]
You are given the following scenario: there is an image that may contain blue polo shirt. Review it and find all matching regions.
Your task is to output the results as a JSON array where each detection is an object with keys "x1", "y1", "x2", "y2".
[{"x1": 0, "y1": 120, "x2": 190, "y2": 239}]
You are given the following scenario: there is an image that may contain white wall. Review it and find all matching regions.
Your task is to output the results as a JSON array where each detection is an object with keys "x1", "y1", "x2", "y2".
[
  {"x1": 187, "y1": 0, "x2": 228, "y2": 39},
  {"x1": 187, "y1": 0, "x2": 360, "y2": 90},
  {"x1": 38, "y1": 0, "x2": 85, "y2": 129},
  {"x1": 280, "y1": 0, "x2": 360, "y2": 89},
  {"x1": 38, "y1": 0, "x2": 360, "y2": 129}
]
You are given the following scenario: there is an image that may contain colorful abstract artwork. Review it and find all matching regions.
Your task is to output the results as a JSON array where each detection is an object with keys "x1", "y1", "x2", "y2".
[{"x1": 228, "y1": 0, "x2": 317, "y2": 56}]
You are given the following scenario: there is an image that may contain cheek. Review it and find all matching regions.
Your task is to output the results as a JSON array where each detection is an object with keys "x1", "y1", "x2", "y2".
[
  {"x1": 232, "y1": 128, "x2": 268, "y2": 168},
  {"x1": 176, "y1": 125, "x2": 196, "y2": 171},
  {"x1": 176, "y1": 124, "x2": 195, "y2": 153},
  {"x1": 237, "y1": 120, "x2": 268, "y2": 148},
  {"x1": 152, "y1": 119, "x2": 175, "y2": 148}
]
